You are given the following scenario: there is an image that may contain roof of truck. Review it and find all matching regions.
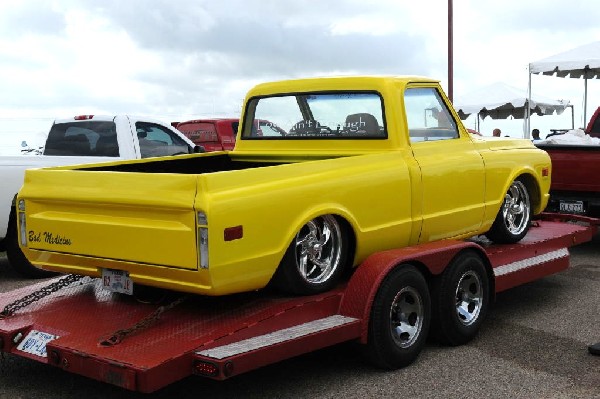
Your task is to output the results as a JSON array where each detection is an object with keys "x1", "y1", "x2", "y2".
[{"x1": 246, "y1": 75, "x2": 440, "y2": 97}]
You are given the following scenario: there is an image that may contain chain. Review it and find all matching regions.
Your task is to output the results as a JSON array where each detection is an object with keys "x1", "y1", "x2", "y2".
[
  {"x1": 0, "y1": 274, "x2": 86, "y2": 319},
  {"x1": 99, "y1": 295, "x2": 187, "y2": 346}
]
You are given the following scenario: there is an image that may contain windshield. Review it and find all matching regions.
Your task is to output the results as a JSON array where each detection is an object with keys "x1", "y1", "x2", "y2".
[{"x1": 242, "y1": 92, "x2": 386, "y2": 139}]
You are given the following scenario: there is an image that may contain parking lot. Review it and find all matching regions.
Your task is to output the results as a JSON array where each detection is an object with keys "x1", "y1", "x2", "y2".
[{"x1": 0, "y1": 234, "x2": 599, "y2": 399}]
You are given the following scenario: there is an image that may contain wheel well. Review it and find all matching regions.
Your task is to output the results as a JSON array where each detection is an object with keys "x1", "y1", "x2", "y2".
[
  {"x1": 333, "y1": 215, "x2": 357, "y2": 271},
  {"x1": 517, "y1": 173, "x2": 541, "y2": 213},
  {"x1": 413, "y1": 248, "x2": 496, "y2": 304}
]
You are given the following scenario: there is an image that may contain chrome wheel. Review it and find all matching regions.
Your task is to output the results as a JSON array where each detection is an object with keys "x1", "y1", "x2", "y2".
[
  {"x1": 294, "y1": 215, "x2": 343, "y2": 284},
  {"x1": 390, "y1": 286, "x2": 425, "y2": 349},
  {"x1": 501, "y1": 180, "x2": 531, "y2": 236},
  {"x1": 455, "y1": 270, "x2": 483, "y2": 326}
]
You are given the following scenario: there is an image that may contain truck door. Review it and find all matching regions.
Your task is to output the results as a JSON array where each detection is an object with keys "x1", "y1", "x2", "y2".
[{"x1": 403, "y1": 87, "x2": 485, "y2": 243}]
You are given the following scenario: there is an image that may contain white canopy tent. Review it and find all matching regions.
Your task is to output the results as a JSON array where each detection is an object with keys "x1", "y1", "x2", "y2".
[
  {"x1": 454, "y1": 82, "x2": 568, "y2": 133},
  {"x1": 528, "y1": 41, "x2": 600, "y2": 136}
]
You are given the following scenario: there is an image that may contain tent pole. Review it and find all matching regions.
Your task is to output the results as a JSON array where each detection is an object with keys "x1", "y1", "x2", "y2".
[
  {"x1": 584, "y1": 76, "x2": 588, "y2": 127},
  {"x1": 526, "y1": 64, "x2": 532, "y2": 138}
]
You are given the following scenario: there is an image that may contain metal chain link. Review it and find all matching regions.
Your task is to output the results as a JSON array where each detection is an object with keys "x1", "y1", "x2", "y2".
[
  {"x1": 100, "y1": 295, "x2": 187, "y2": 346},
  {"x1": 0, "y1": 274, "x2": 86, "y2": 319}
]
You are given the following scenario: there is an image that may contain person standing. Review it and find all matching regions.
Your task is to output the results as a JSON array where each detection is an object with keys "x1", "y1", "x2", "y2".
[
  {"x1": 492, "y1": 128, "x2": 501, "y2": 137},
  {"x1": 532, "y1": 128, "x2": 541, "y2": 140}
]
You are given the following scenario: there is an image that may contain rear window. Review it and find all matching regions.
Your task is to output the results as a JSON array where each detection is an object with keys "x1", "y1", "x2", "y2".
[
  {"x1": 241, "y1": 92, "x2": 386, "y2": 139},
  {"x1": 44, "y1": 121, "x2": 119, "y2": 157}
]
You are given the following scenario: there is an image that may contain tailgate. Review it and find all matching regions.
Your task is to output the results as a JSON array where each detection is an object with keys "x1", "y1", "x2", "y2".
[{"x1": 20, "y1": 169, "x2": 199, "y2": 270}]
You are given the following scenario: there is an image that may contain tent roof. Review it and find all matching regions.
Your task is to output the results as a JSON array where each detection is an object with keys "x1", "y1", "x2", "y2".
[
  {"x1": 529, "y1": 41, "x2": 600, "y2": 79},
  {"x1": 453, "y1": 82, "x2": 568, "y2": 120}
]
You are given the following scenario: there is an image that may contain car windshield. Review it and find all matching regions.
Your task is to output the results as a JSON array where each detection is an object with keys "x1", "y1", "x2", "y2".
[{"x1": 241, "y1": 92, "x2": 386, "y2": 139}]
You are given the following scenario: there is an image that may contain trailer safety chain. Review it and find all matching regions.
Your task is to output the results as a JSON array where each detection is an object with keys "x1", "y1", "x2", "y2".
[
  {"x1": 0, "y1": 274, "x2": 86, "y2": 319},
  {"x1": 99, "y1": 295, "x2": 188, "y2": 346}
]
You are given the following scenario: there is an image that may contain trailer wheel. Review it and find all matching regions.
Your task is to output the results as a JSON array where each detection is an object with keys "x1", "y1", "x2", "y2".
[
  {"x1": 365, "y1": 265, "x2": 430, "y2": 369},
  {"x1": 272, "y1": 215, "x2": 349, "y2": 295},
  {"x1": 430, "y1": 251, "x2": 489, "y2": 346},
  {"x1": 486, "y1": 179, "x2": 531, "y2": 244},
  {"x1": 6, "y1": 212, "x2": 58, "y2": 279}
]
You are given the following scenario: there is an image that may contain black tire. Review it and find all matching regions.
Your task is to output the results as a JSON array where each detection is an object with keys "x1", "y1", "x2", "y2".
[
  {"x1": 430, "y1": 250, "x2": 489, "y2": 346},
  {"x1": 364, "y1": 265, "x2": 431, "y2": 369},
  {"x1": 485, "y1": 179, "x2": 532, "y2": 244},
  {"x1": 6, "y1": 212, "x2": 58, "y2": 279},
  {"x1": 271, "y1": 215, "x2": 349, "y2": 295}
]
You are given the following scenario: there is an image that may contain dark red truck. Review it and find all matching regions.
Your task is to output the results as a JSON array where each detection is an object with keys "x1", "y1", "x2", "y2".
[
  {"x1": 536, "y1": 106, "x2": 600, "y2": 217},
  {"x1": 175, "y1": 118, "x2": 238, "y2": 151}
]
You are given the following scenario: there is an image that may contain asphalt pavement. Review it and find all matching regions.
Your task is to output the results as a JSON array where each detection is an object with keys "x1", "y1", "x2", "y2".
[{"x1": 0, "y1": 234, "x2": 598, "y2": 399}]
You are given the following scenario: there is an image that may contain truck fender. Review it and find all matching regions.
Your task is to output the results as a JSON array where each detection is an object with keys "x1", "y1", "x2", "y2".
[
  {"x1": 339, "y1": 240, "x2": 489, "y2": 344},
  {"x1": 277, "y1": 204, "x2": 359, "y2": 261},
  {"x1": 493, "y1": 169, "x2": 544, "y2": 218}
]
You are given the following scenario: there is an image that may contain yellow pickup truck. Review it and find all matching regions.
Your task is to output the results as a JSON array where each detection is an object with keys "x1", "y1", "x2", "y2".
[{"x1": 16, "y1": 76, "x2": 551, "y2": 296}]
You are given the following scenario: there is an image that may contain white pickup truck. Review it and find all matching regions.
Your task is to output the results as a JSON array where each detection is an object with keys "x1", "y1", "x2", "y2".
[{"x1": 1, "y1": 114, "x2": 199, "y2": 277}]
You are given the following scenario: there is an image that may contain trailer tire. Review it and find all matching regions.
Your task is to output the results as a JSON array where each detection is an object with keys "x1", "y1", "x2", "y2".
[
  {"x1": 364, "y1": 265, "x2": 430, "y2": 369},
  {"x1": 486, "y1": 179, "x2": 531, "y2": 244},
  {"x1": 271, "y1": 215, "x2": 349, "y2": 295},
  {"x1": 6, "y1": 211, "x2": 58, "y2": 279},
  {"x1": 430, "y1": 250, "x2": 489, "y2": 346}
]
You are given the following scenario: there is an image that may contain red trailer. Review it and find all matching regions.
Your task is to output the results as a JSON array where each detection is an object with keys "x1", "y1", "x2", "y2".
[{"x1": 0, "y1": 217, "x2": 596, "y2": 393}]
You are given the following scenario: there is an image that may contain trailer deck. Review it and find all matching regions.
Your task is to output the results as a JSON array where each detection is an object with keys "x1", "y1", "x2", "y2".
[{"x1": 0, "y1": 219, "x2": 596, "y2": 393}]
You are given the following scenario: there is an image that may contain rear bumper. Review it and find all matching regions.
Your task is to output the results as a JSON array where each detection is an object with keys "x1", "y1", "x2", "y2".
[
  {"x1": 24, "y1": 248, "x2": 277, "y2": 296},
  {"x1": 545, "y1": 190, "x2": 600, "y2": 217}
]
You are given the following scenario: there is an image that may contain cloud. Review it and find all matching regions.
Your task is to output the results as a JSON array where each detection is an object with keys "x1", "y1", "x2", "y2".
[
  {"x1": 0, "y1": 1, "x2": 66, "y2": 38},
  {"x1": 1, "y1": 0, "x2": 600, "y2": 139}
]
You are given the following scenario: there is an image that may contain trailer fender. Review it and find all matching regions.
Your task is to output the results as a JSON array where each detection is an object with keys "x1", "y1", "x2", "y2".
[{"x1": 339, "y1": 239, "x2": 486, "y2": 344}]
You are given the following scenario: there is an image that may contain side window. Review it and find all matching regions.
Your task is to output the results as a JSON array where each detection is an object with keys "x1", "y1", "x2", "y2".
[
  {"x1": 404, "y1": 87, "x2": 459, "y2": 142},
  {"x1": 136, "y1": 122, "x2": 190, "y2": 158}
]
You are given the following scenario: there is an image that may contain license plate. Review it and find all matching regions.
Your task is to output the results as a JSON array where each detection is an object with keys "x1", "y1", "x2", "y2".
[
  {"x1": 102, "y1": 268, "x2": 133, "y2": 295},
  {"x1": 16, "y1": 330, "x2": 59, "y2": 358},
  {"x1": 559, "y1": 200, "x2": 584, "y2": 214}
]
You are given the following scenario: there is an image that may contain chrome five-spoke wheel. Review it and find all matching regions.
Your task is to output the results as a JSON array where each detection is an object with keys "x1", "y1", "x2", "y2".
[
  {"x1": 501, "y1": 180, "x2": 531, "y2": 236},
  {"x1": 486, "y1": 178, "x2": 532, "y2": 244},
  {"x1": 294, "y1": 215, "x2": 343, "y2": 285}
]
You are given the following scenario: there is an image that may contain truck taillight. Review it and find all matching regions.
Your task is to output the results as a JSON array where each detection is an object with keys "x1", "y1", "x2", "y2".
[
  {"x1": 17, "y1": 199, "x2": 27, "y2": 246},
  {"x1": 198, "y1": 211, "x2": 209, "y2": 269},
  {"x1": 74, "y1": 115, "x2": 94, "y2": 120}
]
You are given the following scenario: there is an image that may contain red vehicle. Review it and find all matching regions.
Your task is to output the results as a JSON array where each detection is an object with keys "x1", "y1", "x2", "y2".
[
  {"x1": 175, "y1": 119, "x2": 238, "y2": 151},
  {"x1": 0, "y1": 216, "x2": 596, "y2": 393},
  {"x1": 537, "y1": 106, "x2": 600, "y2": 217}
]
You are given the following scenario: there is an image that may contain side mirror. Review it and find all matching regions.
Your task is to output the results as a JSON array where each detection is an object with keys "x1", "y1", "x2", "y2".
[{"x1": 193, "y1": 145, "x2": 205, "y2": 153}]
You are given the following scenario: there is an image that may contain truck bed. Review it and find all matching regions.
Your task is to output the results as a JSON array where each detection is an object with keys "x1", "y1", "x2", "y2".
[{"x1": 81, "y1": 153, "x2": 287, "y2": 174}]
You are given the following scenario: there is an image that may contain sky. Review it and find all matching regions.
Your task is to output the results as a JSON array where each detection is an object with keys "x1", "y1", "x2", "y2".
[{"x1": 1, "y1": 0, "x2": 600, "y2": 153}]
